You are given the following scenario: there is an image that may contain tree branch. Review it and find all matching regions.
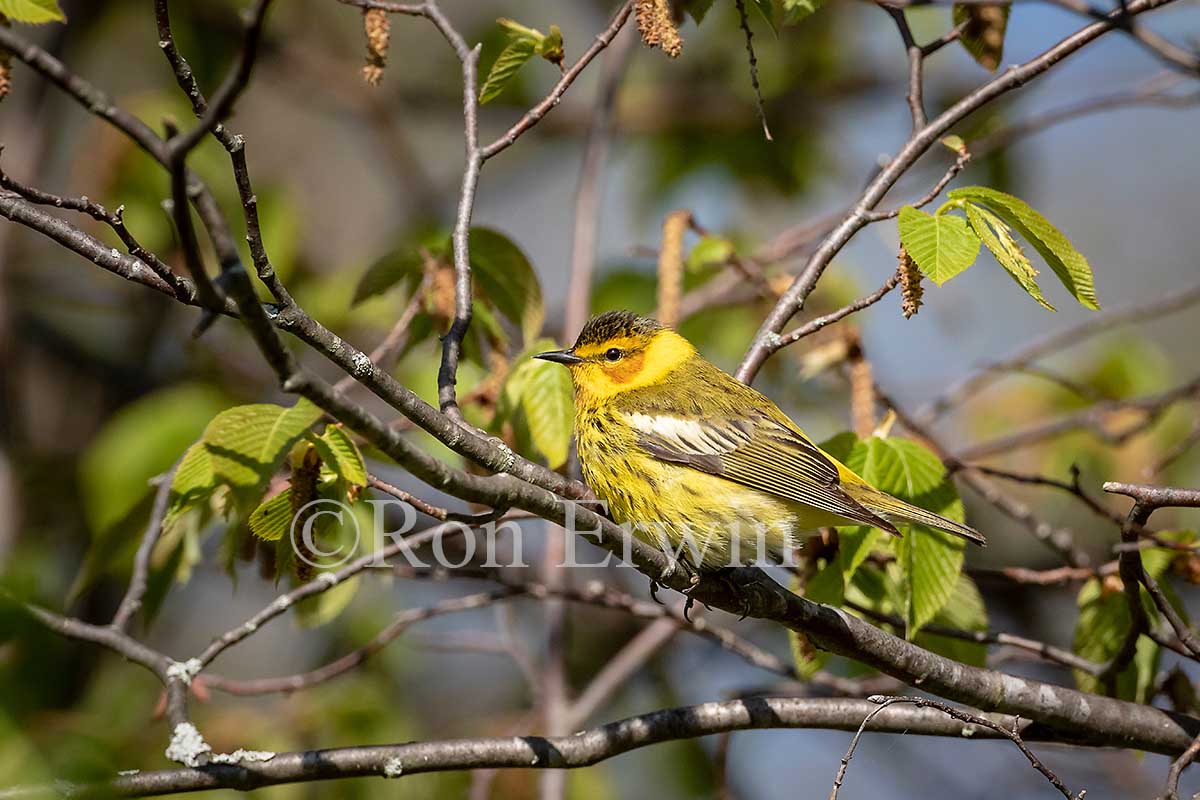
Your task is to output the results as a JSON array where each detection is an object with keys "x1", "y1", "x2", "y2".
[{"x1": 0, "y1": 696, "x2": 1134, "y2": 799}]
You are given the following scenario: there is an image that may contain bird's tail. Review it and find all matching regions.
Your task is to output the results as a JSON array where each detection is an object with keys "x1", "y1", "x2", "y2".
[{"x1": 842, "y1": 483, "x2": 987, "y2": 546}]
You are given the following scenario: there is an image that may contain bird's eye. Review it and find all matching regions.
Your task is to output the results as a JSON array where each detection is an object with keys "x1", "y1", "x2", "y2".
[{"x1": 604, "y1": 348, "x2": 622, "y2": 362}]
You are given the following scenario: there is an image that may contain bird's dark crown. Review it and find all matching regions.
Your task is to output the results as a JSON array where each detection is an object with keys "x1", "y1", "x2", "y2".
[{"x1": 573, "y1": 311, "x2": 664, "y2": 350}]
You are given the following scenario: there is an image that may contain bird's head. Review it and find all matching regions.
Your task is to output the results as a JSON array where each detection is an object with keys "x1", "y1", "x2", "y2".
[{"x1": 535, "y1": 310, "x2": 696, "y2": 403}]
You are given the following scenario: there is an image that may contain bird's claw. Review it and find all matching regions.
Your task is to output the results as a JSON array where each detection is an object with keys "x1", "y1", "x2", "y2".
[
  {"x1": 648, "y1": 577, "x2": 664, "y2": 604},
  {"x1": 681, "y1": 574, "x2": 703, "y2": 622}
]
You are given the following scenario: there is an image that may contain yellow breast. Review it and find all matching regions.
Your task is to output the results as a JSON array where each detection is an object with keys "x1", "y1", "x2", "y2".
[{"x1": 575, "y1": 406, "x2": 829, "y2": 569}]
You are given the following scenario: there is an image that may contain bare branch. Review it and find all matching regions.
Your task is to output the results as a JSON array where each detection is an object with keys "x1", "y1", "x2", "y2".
[
  {"x1": 2, "y1": 696, "x2": 1124, "y2": 799},
  {"x1": 832, "y1": 695, "x2": 1082, "y2": 800},
  {"x1": 111, "y1": 462, "x2": 180, "y2": 632}
]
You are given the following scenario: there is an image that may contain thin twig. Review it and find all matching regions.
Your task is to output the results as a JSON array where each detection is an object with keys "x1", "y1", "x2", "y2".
[
  {"x1": 1162, "y1": 732, "x2": 1200, "y2": 799},
  {"x1": 832, "y1": 695, "x2": 1081, "y2": 799},
  {"x1": 111, "y1": 462, "x2": 180, "y2": 632},
  {"x1": 734, "y1": 0, "x2": 772, "y2": 140}
]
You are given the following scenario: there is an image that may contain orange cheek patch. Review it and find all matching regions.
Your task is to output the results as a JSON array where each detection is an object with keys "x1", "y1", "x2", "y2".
[{"x1": 606, "y1": 351, "x2": 645, "y2": 383}]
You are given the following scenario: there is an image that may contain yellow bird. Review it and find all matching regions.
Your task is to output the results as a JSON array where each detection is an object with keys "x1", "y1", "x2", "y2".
[{"x1": 536, "y1": 311, "x2": 984, "y2": 574}]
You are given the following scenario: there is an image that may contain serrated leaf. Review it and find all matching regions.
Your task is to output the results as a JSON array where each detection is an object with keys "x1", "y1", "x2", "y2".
[
  {"x1": 823, "y1": 432, "x2": 965, "y2": 636},
  {"x1": 686, "y1": 235, "x2": 734, "y2": 272},
  {"x1": 469, "y1": 227, "x2": 543, "y2": 344},
  {"x1": 917, "y1": 575, "x2": 988, "y2": 666},
  {"x1": 897, "y1": 514, "x2": 966, "y2": 637},
  {"x1": 897, "y1": 206, "x2": 981, "y2": 285},
  {"x1": 964, "y1": 203, "x2": 1055, "y2": 311},
  {"x1": 0, "y1": 0, "x2": 65, "y2": 23},
  {"x1": 856, "y1": 436, "x2": 946, "y2": 498},
  {"x1": 782, "y1": 0, "x2": 825, "y2": 24},
  {"x1": 856, "y1": 436, "x2": 965, "y2": 637},
  {"x1": 949, "y1": 186, "x2": 1099, "y2": 309},
  {"x1": 479, "y1": 37, "x2": 537, "y2": 104},
  {"x1": 312, "y1": 425, "x2": 367, "y2": 487},
  {"x1": 167, "y1": 440, "x2": 217, "y2": 523},
  {"x1": 682, "y1": 0, "x2": 716, "y2": 24},
  {"x1": 953, "y1": 4, "x2": 1009, "y2": 71},
  {"x1": 204, "y1": 399, "x2": 323, "y2": 492},
  {"x1": 248, "y1": 488, "x2": 295, "y2": 541}
]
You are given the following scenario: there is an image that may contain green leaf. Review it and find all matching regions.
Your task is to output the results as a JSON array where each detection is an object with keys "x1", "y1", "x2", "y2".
[
  {"x1": 203, "y1": 399, "x2": 323, "y2": 493},
  {"x1": 497, "y1": 17, "x2": 543, "y2": 40},
  {"x1": 686, "y1": 235, "x2": 734, "y2": 272},
  {"x1": 311, "y1": 425, "x2": 367, "y2": 487},
  {"x1": 248, "y1": 488, "x2": 295, "y2": 542},
  {"x1": 897, "y1": 206, "x2": 981, "y2": 286},
  {"x1": 505, "y1": 348, "x2": 575, "y2": 469},
  {"x1": 681, "y1": 0, "x2": 716, "y2": 24},
  {"x1": 352, "y1": 225, "x2": 447, "y2": 305},
  {"x1": 0, "y1": 0, "x2": 65, "y2": 23},
  {"x1": 749, "y1": 0, "x2": 778, "y2": 33},
  {"x1": 469, "y1": 227, "x2": 544, "y2": 344},
  {"x1": 853, "y1": 436, "x2": 946, "y2": 498},
  {"x1": 817, "y1": 431, "x2": 861, "y2": 465},
  {"x1": 854, "y1": 436, "x2": 965, "y2": 637},
  {"x1": 896, "y1": 515, "x2": 965, "y2": 636},
  {"x1": 78, "y1": 384, "x2": 227, "y2": 536},
  {"x1": 1072, "y1": 541, "x2": 1184, "y2": 700},
  {"x1": 823, "y1": 433, "x2": 967, "y2": 637},
  {"x1": 952, "y1": 4, "x2": 1009, "y2": 71},
  {"x1": 479, "y1": 37, "x2": 537, "y2": 104},
  {"x1": 917, "y1": 575, "x2": 988, "y2": 667},
  {"x1": 782, "y1": 0, "x2": 826, "y2": 24},
  {"x1": 537, "y1": 24, "x2": 564, "y2": 65},
  {"x1": 964, "y1": 203, "x2": 1055, "y2": 311},
  {"x1": 948, "y1": 186, "x2": 1099, "y2": 309},
  {"x1": 167, "y1": 440, "x2": 216, "y2": 523}
]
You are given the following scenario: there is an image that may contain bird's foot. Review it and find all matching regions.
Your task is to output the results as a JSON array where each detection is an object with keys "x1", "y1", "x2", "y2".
[
  {"x1": 680, "y1": 573, "x2": 709, "y2": 622},
  {"x1": 683, "y1": 568, "x2": 753, "y2": 621},
  {"x1": 649, "y1": 556, "x2": 684, "y2": 605}
]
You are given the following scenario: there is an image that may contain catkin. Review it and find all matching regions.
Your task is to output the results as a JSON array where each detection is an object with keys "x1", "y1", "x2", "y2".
[
  {"x1": 362, "y1": 8, "x2": 390, "y2": 87},
  {"x1": 898, "y1": 246, "x2": 924, "y2": 319},
  {"x1": 656, "y1": 209, "x2": 691, "y2": 327},
  {"x1": 289, "y1": 446, "x2": 323, "y2": 582},
  {"x1": 846, "y1": 333, "x2": 875, "y2": 439},
  {"x1": 0, "y1": 15, "x2": 11, "y2": 102},
  {"x1": 635, "y1": 0, "x2": 682, "y2": 58}
]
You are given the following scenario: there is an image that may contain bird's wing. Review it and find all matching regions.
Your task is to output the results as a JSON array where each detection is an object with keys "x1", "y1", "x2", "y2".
[{"x1": 624, "y1": 411, "x2": 897, "y2": 532}]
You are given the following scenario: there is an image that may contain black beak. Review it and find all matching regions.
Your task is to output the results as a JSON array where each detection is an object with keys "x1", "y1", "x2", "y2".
[{"x1": 534, "y1": 349, "x2": 583, "y2": 365}]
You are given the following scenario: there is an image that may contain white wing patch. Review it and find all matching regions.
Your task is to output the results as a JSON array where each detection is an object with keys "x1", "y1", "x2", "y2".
[{"x1": 624, "y1": 412, "x2": 750, "y2": 455}]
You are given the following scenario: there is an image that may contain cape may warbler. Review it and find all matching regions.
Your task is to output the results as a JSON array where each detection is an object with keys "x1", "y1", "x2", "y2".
[{"x1": 536, "y1": 311, "x2": 985, "y2": 572}]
